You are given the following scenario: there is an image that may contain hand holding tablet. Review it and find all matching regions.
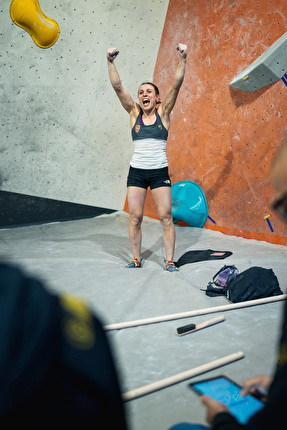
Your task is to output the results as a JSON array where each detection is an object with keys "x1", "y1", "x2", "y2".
[{"x1": 189, "y1": 375, "x2": 265, "y2": 424}]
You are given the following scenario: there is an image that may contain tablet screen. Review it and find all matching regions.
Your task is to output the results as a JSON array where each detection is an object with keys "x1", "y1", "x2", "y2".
[{"x1": 189, "y1": 376, "x2": 264, "y2": 424}]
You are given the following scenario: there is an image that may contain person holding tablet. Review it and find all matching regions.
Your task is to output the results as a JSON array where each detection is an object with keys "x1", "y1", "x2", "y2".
[
  {"x1": 200, "y1": 142, "x2": 287, "y2": 429},
  {"x1": 170, "y1": 142, "x2": 287, "y2": 430}
]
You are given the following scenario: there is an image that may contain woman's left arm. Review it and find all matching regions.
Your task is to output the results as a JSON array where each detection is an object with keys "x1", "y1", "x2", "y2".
[{"x1": 160, "y1": 43, "x2": 187, "y2": 128}]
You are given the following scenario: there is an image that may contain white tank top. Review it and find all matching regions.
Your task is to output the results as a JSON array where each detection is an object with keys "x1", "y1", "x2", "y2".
[{"x1": 130, "y1": 111, "x2": 169, "y2": 169}]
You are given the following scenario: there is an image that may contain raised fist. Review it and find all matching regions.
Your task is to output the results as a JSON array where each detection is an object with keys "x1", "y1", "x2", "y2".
[
  {"x1": 176, "y1": 43, "x2": 187, "y2": 59},
  {"x1": 107, "y1": 47, "x2": 119, "y2": 62}
]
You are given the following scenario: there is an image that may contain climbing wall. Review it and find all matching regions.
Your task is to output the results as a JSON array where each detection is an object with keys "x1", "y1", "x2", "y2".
[
  {"x1": 139, "y1": 0, "x2": 287, "y2": 245},
  {"x1": 0, "y1": 0, "x2": 169, "y2": 210}
]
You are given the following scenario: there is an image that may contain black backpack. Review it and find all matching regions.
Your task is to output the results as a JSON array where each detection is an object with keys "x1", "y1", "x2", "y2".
[
  {"x1": 203, "y1": 266, "x2": 283, "y2": 303},
  {"x1": 225, "y1": 267, "x2": 283, "y2": 303}
]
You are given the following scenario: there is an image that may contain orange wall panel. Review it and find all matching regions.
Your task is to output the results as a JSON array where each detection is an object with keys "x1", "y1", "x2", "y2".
[{"x1": 126, "y1": 0, "x2": 287, "y2": 245}]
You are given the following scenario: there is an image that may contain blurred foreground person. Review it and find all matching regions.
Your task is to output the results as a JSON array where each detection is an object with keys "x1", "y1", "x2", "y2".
[{"x1": 0, "y1": 263, "x2": 128, "y2": 429}]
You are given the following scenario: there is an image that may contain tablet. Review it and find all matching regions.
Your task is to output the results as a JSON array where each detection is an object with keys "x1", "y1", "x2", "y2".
[{"x1": 189, "y1": 375, "x2": 265, "y2": 424}]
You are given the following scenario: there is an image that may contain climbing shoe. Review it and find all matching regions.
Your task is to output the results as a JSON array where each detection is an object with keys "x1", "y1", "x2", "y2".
[
  {"x1": 125, "y1": 258, "x2": 142, "y2": 268},
  {"x1": 165, "y1": 260, "x2": 179, "y2": 272}
]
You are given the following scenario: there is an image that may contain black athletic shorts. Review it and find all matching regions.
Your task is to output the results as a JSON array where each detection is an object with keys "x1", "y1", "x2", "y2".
[{"x1": 127, "y1": 166, "x2": 171, "y2": 190}]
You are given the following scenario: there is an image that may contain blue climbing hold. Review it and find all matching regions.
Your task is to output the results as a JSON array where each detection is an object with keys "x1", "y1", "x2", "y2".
[{"x1": 171, "y1": 180, "x2": 208, "y2": 228}]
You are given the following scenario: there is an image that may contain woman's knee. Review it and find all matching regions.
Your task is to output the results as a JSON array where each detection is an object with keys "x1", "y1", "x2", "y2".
[
  {"x1": 158, "y1": 212, "x2": 173, "y2": 228},
  {"x1": 130, "y1": 213, "x2": 143, "y2": 229}
]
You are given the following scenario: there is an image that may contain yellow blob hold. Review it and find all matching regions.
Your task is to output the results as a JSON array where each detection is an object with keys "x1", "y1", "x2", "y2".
[
  {"x1": 243, "y1": 76, "x2": 249, "y2": 81},
  {"x1": 10, "y1": 0, "x2": 60, "y2": 48},
  {"x1": 263, "y1": 214, "x2": 270, "y2": 220}
]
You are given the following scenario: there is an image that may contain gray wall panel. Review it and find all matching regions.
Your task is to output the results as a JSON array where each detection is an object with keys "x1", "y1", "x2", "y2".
[{"x1": 0, "y1": 0, "x2": 169, "y2": 209}]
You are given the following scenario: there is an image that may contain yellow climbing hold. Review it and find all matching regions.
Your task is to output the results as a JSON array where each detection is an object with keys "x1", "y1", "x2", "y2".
[{"x1": 10, "y1": 0, "x2": 60, "y2": 48}]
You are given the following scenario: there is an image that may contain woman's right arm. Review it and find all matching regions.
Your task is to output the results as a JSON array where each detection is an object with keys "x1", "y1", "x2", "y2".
[{"x1": 107, "y1": 48, "x2": 138, "y2": 121}]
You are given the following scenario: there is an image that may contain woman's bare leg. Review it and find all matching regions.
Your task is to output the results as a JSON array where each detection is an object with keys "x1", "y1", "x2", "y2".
[
  {"x1": 151, "y1": 186, "x2": 175, "y2": 262},
  {"x1": 127, "y1": 186, "x2": 147, "y2": 261}
]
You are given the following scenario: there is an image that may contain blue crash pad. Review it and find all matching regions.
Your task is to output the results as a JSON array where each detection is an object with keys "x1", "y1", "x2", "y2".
[{"x1": 171, "y1": 181, "x2": 208, "y2": 228}]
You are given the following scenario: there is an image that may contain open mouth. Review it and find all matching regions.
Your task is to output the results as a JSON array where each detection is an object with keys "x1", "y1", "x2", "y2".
[{"x1": 142, "y1": 98, "x2": 150, "y2": 106}]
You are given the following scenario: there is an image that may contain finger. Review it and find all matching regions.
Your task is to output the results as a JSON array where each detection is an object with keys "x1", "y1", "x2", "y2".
[
  {"x1": 200, "y1": 395, "x2": 211, "y2": 405},
  {"x1": 241, "y1": 384, "x2": 256, "y2": 396},
  {"x1": 111, "y1": 48, "x2": 119, "y2": 56},
  {"x1": 241, "y1": 379, "x2": 258, "y2": 396}
]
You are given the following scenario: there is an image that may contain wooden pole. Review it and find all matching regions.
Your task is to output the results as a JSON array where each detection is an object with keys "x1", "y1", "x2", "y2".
[
  {"x1": 104, "y1": 294, "x2": 286, "y2": 331},
  {"x1": 122, "y1": 351, "x2": 245, "y2": 401}
]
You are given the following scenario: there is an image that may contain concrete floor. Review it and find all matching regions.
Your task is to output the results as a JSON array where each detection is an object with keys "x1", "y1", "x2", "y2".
[{"x1": 0, "y1": 211, "x2": 286, "y2": 430}]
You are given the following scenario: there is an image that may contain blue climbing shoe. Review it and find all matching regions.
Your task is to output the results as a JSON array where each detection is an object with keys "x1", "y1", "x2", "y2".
[
  {"x1": 165, "y1": 260, "x2": 179, "y2": 272},
  {"x1": 125, "y1": 258, "x2": 143, "y2": 268}
]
